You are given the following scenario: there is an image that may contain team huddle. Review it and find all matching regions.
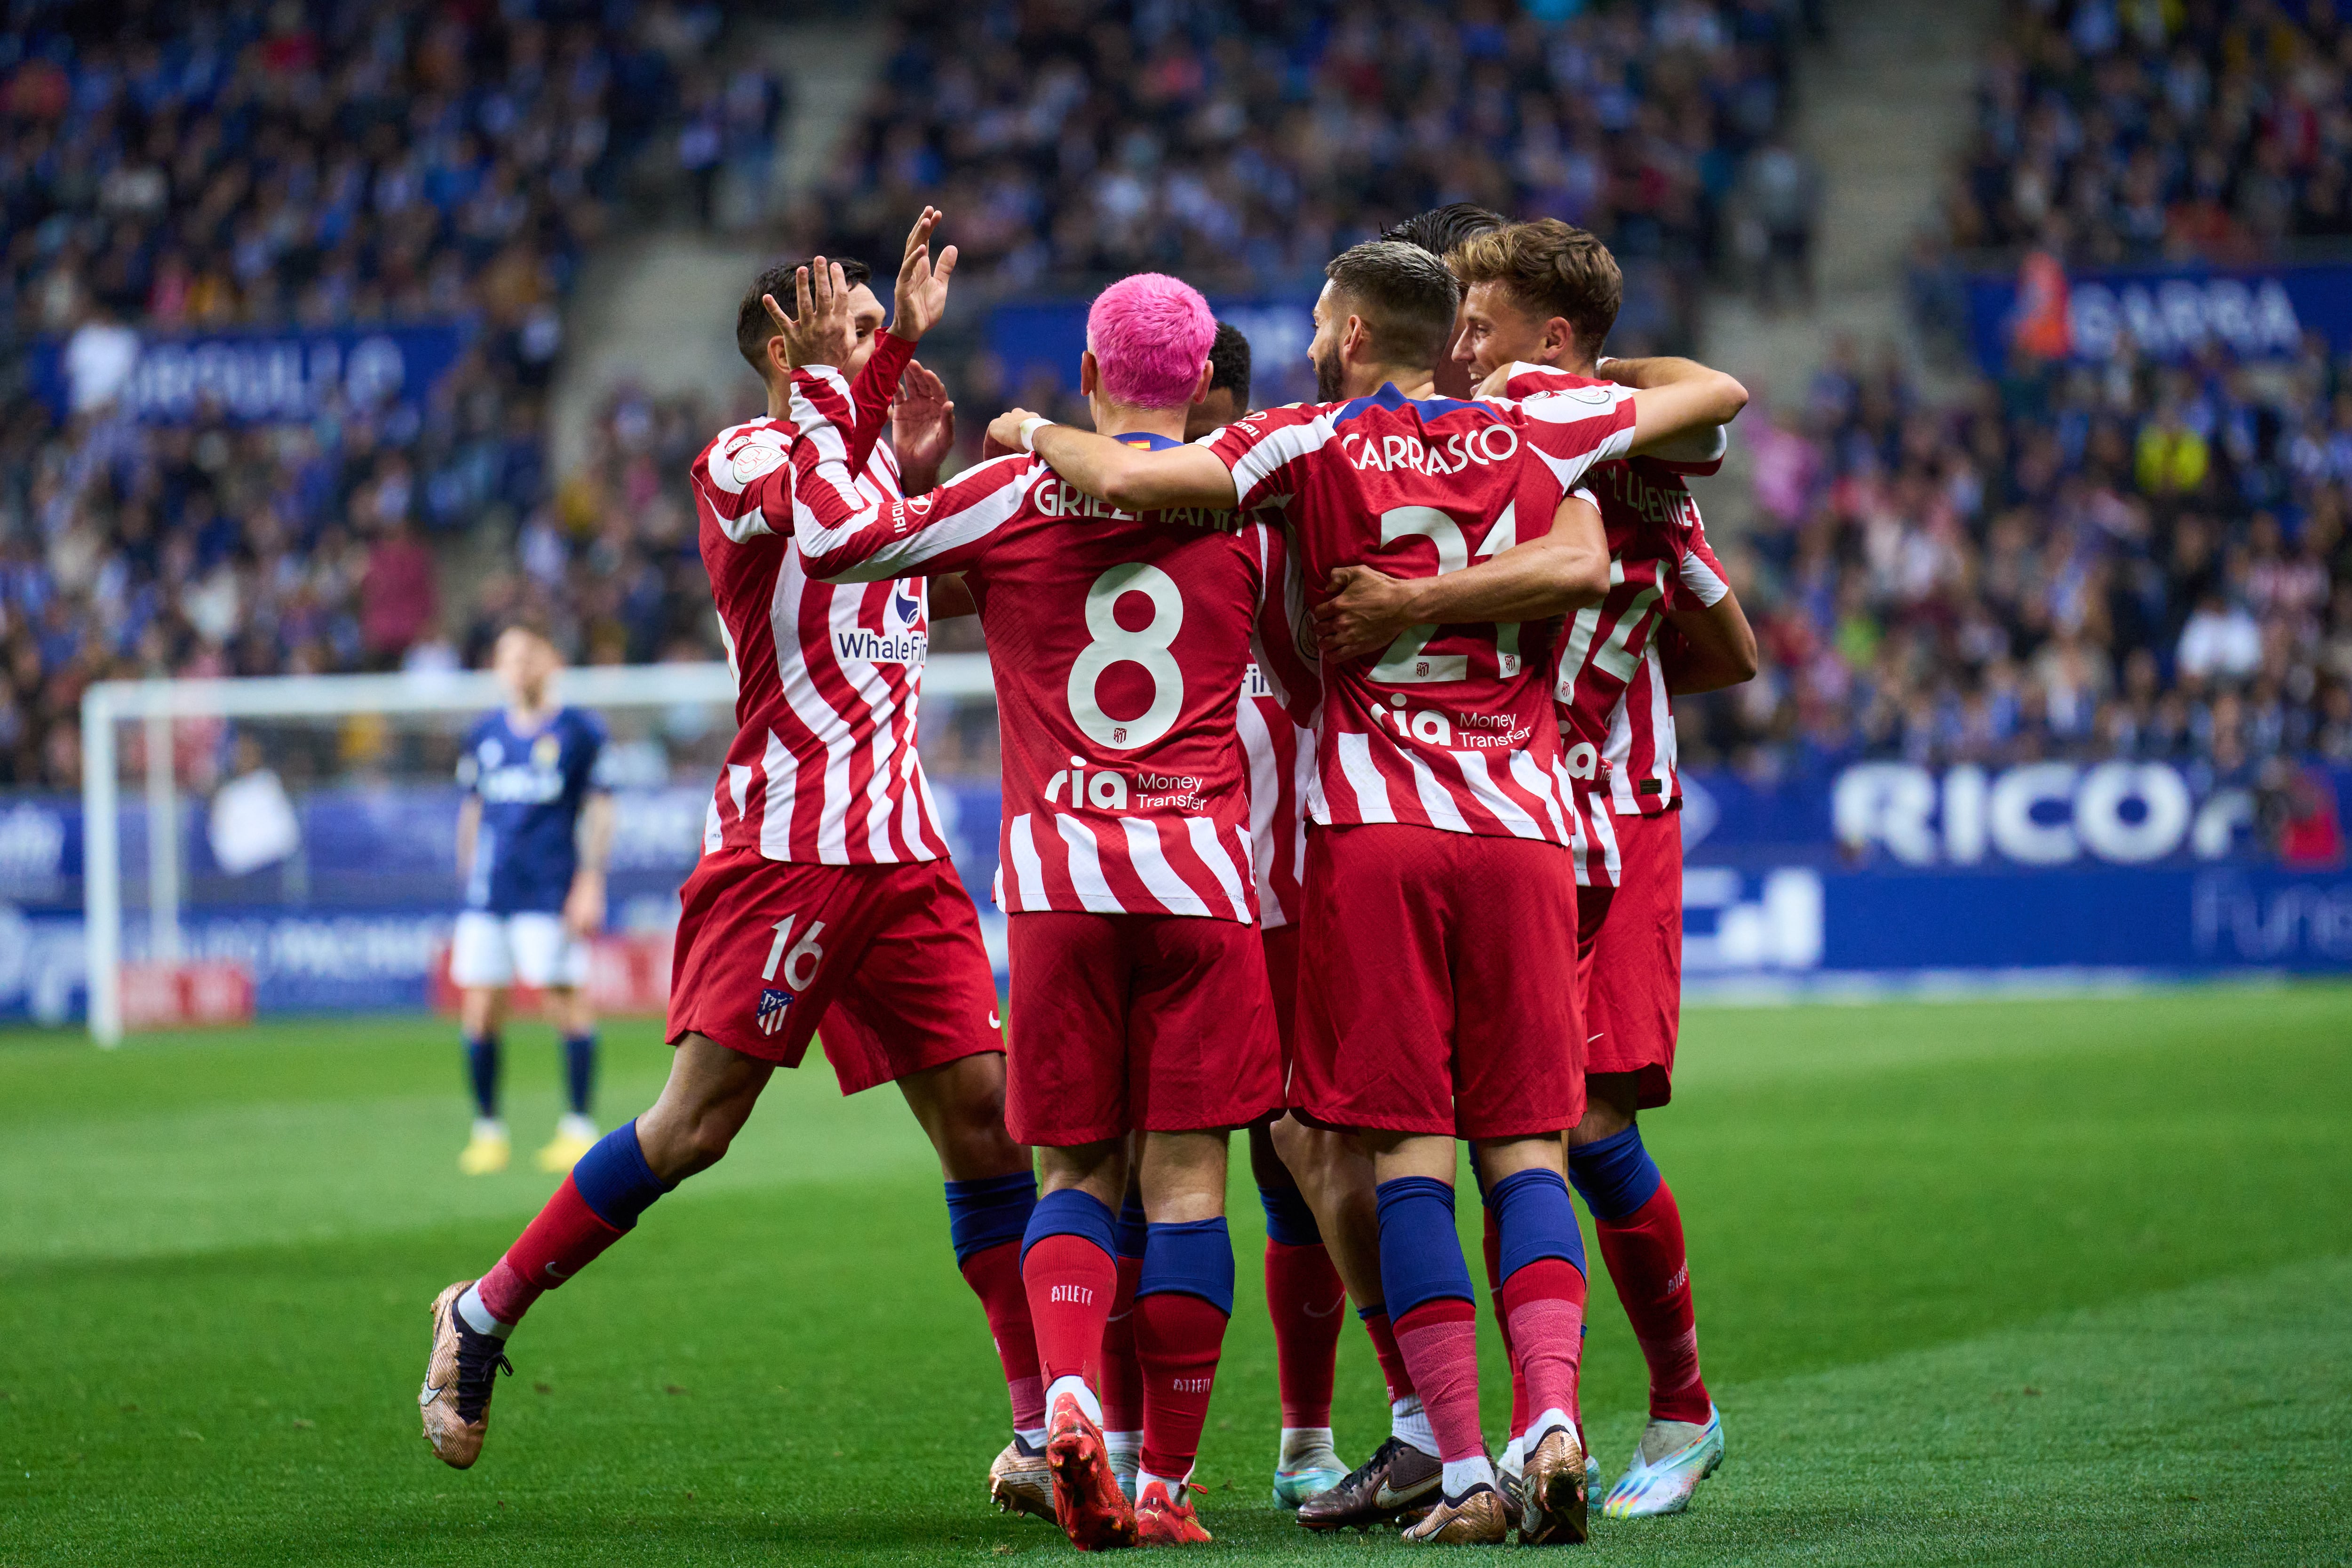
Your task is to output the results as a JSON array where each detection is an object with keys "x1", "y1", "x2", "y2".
[{"x1": 416, "y1": 199, "x2": 1758, "y2": 1549}]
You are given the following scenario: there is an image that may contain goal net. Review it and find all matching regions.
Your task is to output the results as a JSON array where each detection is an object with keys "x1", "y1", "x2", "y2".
[{"x1": 74, "y1": 657, "x2": 1001, "y2": 1043}]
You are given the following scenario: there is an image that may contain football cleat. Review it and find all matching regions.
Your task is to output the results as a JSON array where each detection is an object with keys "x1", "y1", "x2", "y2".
[
  {"x1": 1601, "y1": 1406, "x2": 1724, "y2": 1520},
  {"x1": 1045, "y1": 1392, "x2": 1139, "y2": 1550},
  {"x1": 419, "y1": 1281, "x2": 512, "y2": 1468},
  {"x1": 534, "y1": 1114, "x2": 599, "y2": 1173},
  {"x1": 1399, "y1": 1483, "x2": 1509, "y2": 1544},
  {"x1": 1135, "y1": 1479, "x2": 1214, "y2": 1545},
  {"x1": 458, "y1": 1122, "x2": 510, "y2": 1175},
  {"x1": 989, "y1": 1434, "x2": 1056, "y2": 1522},
  {"x1": 1271, "y1": 1431, "x2": 1349, "y2": 1508},
  {"x1": 1517, "y1": 1424, "x2": 1589, "y2": 1545},
  {"x1": 1293, "y1": 1435, "x2": 1441, "y2": 1530}
]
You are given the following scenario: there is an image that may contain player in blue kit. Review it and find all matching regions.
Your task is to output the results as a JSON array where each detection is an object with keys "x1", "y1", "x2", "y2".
[{"x1": 452, "y1": 627, "x2": 617, "y2": 1175}]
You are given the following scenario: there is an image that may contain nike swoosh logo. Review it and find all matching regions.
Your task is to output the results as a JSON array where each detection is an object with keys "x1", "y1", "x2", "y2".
[
  {"x1": 420, "y1": 1382, "x2": 444, "y2": 1406},
  {"x1": 1302, "y1": 1297, "x2": 1344, "y2": 1319},
  {"x1": 987, "y1": 1011, "x2": 1001, "y2": 1029},
  {"x1": 1375, "y1": 1478, "x2": 1435, "y2": 1508},
  {"x1": 545, "y1": 1263, "x2": 570, "y2": 1281}
]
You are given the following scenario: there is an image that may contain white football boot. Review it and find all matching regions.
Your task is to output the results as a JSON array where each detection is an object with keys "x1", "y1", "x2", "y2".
[{"x1": 1600, "y1": 1405, "x2": 1724, "y2": 1519}]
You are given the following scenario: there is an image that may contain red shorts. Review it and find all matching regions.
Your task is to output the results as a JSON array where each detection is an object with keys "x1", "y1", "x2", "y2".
[
  {"x1": 1581, "y1": 811, "x2": 1681, "y2": 1107},
  {"x1": 667, "y1": 846, "x2": 1002, "y2": 1096},
  {"x1": 1262, "y1": 922, "x2": 1301, "y2": 1079},
  {"x1": 1295, "y1": 825, "x2": 1585, "y2": 1140},
  {"x1": 1005, "y1": 911, "x2": 1282, "y2": 1146}
]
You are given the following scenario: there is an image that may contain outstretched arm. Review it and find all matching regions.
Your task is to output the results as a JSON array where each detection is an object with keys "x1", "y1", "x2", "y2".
[
  {"x1": 1609, "y1": 357, "x2": 1748, "y2": 455},
  {"x1": 990, "y1": 409, "x2": 1241, "y2": 512},
  {"x1": 1315, "y1": 493, "x2": 1610, "y2": 661}
]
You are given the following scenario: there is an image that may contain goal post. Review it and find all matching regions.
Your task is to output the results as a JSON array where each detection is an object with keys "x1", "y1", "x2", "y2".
[{"x1": 78, "y1": 655, "x2": 998, "y2": 1045}]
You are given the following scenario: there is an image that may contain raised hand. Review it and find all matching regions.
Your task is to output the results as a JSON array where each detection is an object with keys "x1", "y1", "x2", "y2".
[
  {"x1": 761, "y1": 255, "x2": 855, "y2": 370},
  {"x1": 892, "y1": 206, "x2": 960, "y2": 342},
  {"x1": 985, "y1": 406, "x2": 1044, "y2": 457},
  {"x1": 891, "y1": 358, "x2": 957, "y2": 478}
]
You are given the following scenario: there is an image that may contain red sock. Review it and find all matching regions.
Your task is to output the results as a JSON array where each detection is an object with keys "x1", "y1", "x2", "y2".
[
  {"x1": 960, "y1": 1239, "x2": 1046, "y2": 1434},
  {"x1": 475, "y1": 1173, "x2": 624, "y2": 1324},
  {"x1": 1499, "y1": 1257, "x2": 1586, "y2": 1431},
  {"x1": 1481, "y1": 1207, "x2": 1527, "y2": 1439},
  {"x1": 1360, "y1": 1307, "x2": 1418, "y2": 1403},
  {"x1": 1136, "y1": 1290, "x2": 1230, "y2": 1480},
  {"x1": 1392, "y1": 1298, "x2": 1484, "y2": 1463},
  {"x1": 1596, "y1": 1182, "x2": 1712, "y2": 1425},
  {"x1": 1100, "y1": 1253, "x2": 1145, "y2": 1434},
  {"x1": 1021, "y1": 1234, "x2": 1118, "y2": 1395},
  {"x1": 1265, "y1": 1239, "x2": 1344, "y2": 1428}
]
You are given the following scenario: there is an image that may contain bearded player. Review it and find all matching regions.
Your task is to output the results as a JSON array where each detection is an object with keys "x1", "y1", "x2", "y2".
[
  {"x1": 988, "y1": 240, "x2": 1746, "y2": 1544},
  {"x1": 778, "y1": 267, "x2": 1317, "y2": 1547},
  {"x1": 1330, "y1": 216, "x2": 1759, "y2": 1521},
  {"x1": 416, "y1": 212, "x2": 1054, "y2": 1520}
]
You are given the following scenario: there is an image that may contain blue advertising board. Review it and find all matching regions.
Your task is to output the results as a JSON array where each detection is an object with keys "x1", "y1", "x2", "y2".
[
  {"x1": 0, "y1": 756, "x2": 2343, "y2": 1024},
  {"x1": 1963, "y1": 261, "x2": 2352, "y2": 373},
  {"x1": 30, "y1": 320, "x2": 473, "y2": 424}
]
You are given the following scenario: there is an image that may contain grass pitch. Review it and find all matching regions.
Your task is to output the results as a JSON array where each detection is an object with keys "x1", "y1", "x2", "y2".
[{"x1": 2, "y1": 985, "x2": 2347, "y2": 1566}]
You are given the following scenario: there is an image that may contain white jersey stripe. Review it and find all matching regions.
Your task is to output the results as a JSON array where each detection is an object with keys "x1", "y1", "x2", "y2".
[
  {"x1": 727, "y1": 762, "x2": 752, "y2": 822},
  {"x1": 1456, "y1": 752, "x2": 1543, "y2": 839},
  {"x1": 1335, "y1": 732, "x2": 1395, "y2": 823},
  {"x1": 1407, "y1": 749, "x2": 1472, "y2": 833},
  {"x1": 1514, "y1": 750, "x2": 1572, "y2": 843},
  {"x1": 1237, "y1": 695, "x2": 1284, "y2": 923},
  {"x1": 1122, "y1": 818, "x2": 1214, "y2": 917},
  {"x1": 1009, "y1": 814, "x2": 1048, "y2": 910},
  {"x1": 1186, "y1": 816, "x2": 1254, "y2": 923},
  {"x1": 1587, "y1": 796, "x2": 1623, "y2": 882},
  {"x1": 759, "y1": 730, "x2": 797, "y2": 860},
  {"x1": 1056, "y1": 815, "x2": 1125, "y2": 913}
]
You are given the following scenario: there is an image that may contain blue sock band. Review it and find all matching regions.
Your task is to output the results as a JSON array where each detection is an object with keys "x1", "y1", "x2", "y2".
[
  {"x1": 1021, "y1": 1186, "x2": 1117, "y2": 1266},
  {"x1": 1567, "y1": 1125, "x2": 1663, "y2": 1223},
  {"x1": 944, "y1": 1170, "x2": 1037, "y2": 1266},
  {"x1": 464, "y1": 1032, "x2": 500, "y2": 1120},
  {"x1": 571, "y1": 1120, "x2": 670, "y2": 1231},
  {"x1": 1373, "y1": 1176, "x2": 1474, "y2": 1321},
  {"x1": 562, "y1": 1032, "x2": 596, "y2": 1116},
  {"x1": 1258, "y1": 1181, "x2": 1323, "y2": 1247},
  {"x1": 1115, "y1": 1189, "x2": 1149, "y2": 1260},
  {"x1": 1490, "y1": 1167, "x2": 1587, "y2": 1281},
  {"x1": 1136, "y1": 1218, "x2": 1235, "y2": 1314}
]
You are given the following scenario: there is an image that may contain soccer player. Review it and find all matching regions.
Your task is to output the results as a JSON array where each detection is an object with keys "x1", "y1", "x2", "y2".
[
  {"x1": 1376, "y1": 203, "x2": 1508, "y2": 399},
  {"x1": 986, "y1": 241, "x2": 1747, "y2": 1544},
  {"x1": 419, "y1": 213, "x2": 1053, "y2": 1524},
  {"x1": 450, "y1": 626, "x2": 613, "y2": 1176},
  {"x1": 777, "y1": 268, "x2": 1316, "y2": 1548},
  {"x1": 1444, "y1": 217, "x2": 1757, "y2": 1520}
]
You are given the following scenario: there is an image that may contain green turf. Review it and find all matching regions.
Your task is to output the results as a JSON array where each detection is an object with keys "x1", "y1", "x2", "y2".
[{"x1": 2, "y1": 985, "x2": 2348, "y2": 1565}]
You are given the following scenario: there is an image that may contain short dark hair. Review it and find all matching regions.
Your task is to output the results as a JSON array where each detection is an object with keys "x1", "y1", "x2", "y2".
[
  {"x1": 1448, "y1": 220, "x2": 1622, "y2": 362},
  {"x1": 1323, "y1": 242, "x2": 1462, "y2": 371},
  {"x1": 735, "y1": 256, "x2": 874, "y2": 374},
  {"x1": 1207, "y1": 320, "x2": 1252, "y2": 412},
  {"x1": 1379, "y1": 203, "x2": 1508, "y2": 259}
]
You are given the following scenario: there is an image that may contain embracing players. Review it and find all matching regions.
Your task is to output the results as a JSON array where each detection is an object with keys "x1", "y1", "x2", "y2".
[
  {"x1": 992, "y1": 240, "x2": 1746, "y2": 1544},
  {"x1": 777, "y1": 267, "x2": 1317, "y2": 1548},
  {"x1": 450, "y1": 626, "x2": 614, "y2": 1176},
  {"x1": 419, "y1": 212, "x2": 1054, "y2": 1520}
]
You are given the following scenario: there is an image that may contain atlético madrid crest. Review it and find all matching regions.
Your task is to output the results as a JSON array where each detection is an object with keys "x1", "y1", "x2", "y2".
[{"x1": 756, "y1": 987, "x2": 792, "y2": 1035}]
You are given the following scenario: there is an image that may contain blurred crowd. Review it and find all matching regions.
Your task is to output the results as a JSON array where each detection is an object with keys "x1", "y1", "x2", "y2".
[
  {"x1": 818, "y1": 0, "x2": 1818, "y2": 343},
  {"x1": 0, "y1": 0, "x2": 780, "y2": 788},
  {"x1": 1685, "y1": 335, "x2": 2352, "y2": 820},
  {"x1": 1940, "y1": 0, "x2": 2352, "y2": 264}
]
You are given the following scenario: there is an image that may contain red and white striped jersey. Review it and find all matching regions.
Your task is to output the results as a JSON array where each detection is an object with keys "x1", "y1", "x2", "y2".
[
  {"x1": 1501, "y1": 364, "x2": 1731, "y2": 885},
  {"x1": 1205, "y1": 383, "x2": 1636, "y2": 844},
  {"x1": 1239, "y1": 668, "x2": 1314, "y2": 928},
  {"x1": 686, "y1": 333, "x2": 957, "y2": 867},
  {"x1": 787, "y1": 381, "x2": 1317, "y2": 923}
]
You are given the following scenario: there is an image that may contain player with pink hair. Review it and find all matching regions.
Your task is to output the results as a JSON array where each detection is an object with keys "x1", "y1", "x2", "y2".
[{"x1": 774, "y1": 262, "x2": 1314, "y2": 1548}]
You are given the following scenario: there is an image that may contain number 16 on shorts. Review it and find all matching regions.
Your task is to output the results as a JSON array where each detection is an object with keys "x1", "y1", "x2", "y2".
[{"x1": 757, "y1": 914, "x2": 826, "y2": 1036}]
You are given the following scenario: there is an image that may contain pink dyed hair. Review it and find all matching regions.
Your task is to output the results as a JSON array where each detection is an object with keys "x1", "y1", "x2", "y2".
[{"x1": 1085, "y1": 273, "x2": 1216, "y2": 410}]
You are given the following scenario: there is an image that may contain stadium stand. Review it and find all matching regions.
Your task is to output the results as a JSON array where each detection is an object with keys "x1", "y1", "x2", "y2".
[{"x1": 0, "y1": 1, "x2": 782, "y2": 786}]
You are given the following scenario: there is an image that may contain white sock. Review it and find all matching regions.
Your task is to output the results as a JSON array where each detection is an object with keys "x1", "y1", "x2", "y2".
[
  {"x1": 471, "y1": 1117, "x2": 507, "y2": 1140},
  {"x1": 1529, "y1": 1407, "x2": 1575, "y2": 1450},
  {"x1": 1138, "y1": 1467, "x2": 1189, "y2": 1500},
  {"x1": 557, "y1": 1112, "x2": 598, "y2": 1140},
  {"x1": 1391, "y1": 1394, "x2": 1438, "y2": 1457},
  {"x1": 455, "y1": 1283, "x2": 512, "y2": 1338},
  {"x1": 1017, "y1": 1426, "x2": 1048, "y2": 1450},
  {"x1": 1279, "y1": 1425, "x2": 1336, "y2": 1465},
  {"x1": 1501, "y1": 1433, "x2": 1526, "y2": 1474},
  {"x1": 1441, "y1": 1455, "x2": 1497, "y2": 1498},
  {"x1": 1046, "y1": 1374, "x2": 1102, "y2": 1425}
]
